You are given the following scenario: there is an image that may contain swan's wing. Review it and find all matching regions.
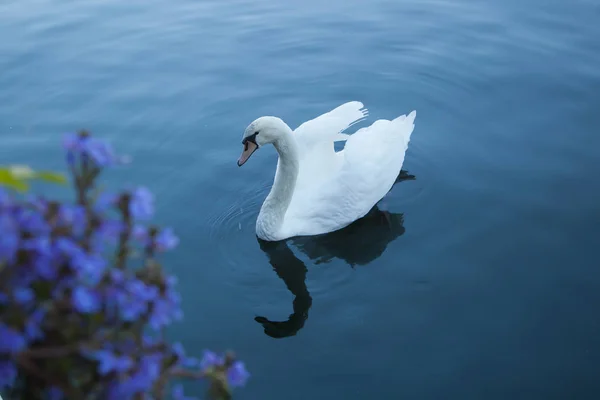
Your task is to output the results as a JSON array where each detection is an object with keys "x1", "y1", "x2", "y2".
[
  {"x1": 283, "y1": 110, "x2": 416, "y2": 238},
  {"x1": 293, "y1": 101, "x2": 369, "y2": 147},
  {"x1": 292, "y1": 102, "x2": 369, "y2": 190},
  {"x1": 338, "y1": 110, "x2": 417, "y2": 216}
]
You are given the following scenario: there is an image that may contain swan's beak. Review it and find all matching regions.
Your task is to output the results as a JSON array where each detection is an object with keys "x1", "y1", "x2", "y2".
[{"x1": 237, "y1": 141, "x2": 258, "y2": 167}]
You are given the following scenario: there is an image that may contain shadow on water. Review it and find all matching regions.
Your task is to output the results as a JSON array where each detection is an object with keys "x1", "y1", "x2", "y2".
[{"x1": 254, "y1": 170, "x2": 415, "y2": 339}]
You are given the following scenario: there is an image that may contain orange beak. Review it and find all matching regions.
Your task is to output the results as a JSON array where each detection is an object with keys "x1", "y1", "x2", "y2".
[{"x1": 237, "y1": 141, "x2": 258, "y2": 167}]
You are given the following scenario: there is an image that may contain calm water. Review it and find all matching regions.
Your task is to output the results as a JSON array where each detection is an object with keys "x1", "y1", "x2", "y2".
[{"x1": 1, "y1": 0, "x2": 600, "y2": 398}]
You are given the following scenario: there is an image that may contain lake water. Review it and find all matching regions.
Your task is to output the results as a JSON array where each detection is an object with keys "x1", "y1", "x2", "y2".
[{"x1": 1, "y1": 0, "x2": 600, "y2": 398}]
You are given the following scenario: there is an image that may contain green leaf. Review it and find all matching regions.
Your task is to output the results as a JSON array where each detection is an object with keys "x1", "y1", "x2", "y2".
[
  {"x1": 34, "y1": 170, "x2": 68, "y2": 185},
  {"x1": 0, "y1": 165, "x2": 67, "y2": 192},
  {"x1": 0, "y1": 168, "x2": 29, "y2": 192}
]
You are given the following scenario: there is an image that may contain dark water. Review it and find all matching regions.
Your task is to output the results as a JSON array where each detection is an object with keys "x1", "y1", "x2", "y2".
[{"x1": 1, "y1": 0, "x2": 600, "y2": 398}]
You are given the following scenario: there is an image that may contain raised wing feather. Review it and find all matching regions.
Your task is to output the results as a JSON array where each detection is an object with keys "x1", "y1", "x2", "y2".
[
  {"x1": 292, "y1": 101, "x2": 369, "y2": 190},
  {"x1": 293, "y1": 101, "x2": 369, "y2": 147}
]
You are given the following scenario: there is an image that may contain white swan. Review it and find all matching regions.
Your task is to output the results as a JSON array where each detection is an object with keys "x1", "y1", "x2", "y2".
[{"x1": 237, "y1": 101, "x2": 416, "y2": 241}]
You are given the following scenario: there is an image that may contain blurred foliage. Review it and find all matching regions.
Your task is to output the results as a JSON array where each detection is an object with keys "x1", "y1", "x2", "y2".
[{"x1": 0, "y1": 131, "x2": 248, "y2": 400}]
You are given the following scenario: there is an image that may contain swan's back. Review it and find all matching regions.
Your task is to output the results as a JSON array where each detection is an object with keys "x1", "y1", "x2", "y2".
[{"x1": 281, "y1": 106, "x2": 416, "y2": 238}]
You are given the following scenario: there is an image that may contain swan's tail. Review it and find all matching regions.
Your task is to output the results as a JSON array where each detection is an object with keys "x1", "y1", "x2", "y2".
[
  {"x1": 392, "y1": 110, "x2": 416, "y2": 149},
  {"x1": 393, "y1": 110, "x2": 416, "y2": 125}
]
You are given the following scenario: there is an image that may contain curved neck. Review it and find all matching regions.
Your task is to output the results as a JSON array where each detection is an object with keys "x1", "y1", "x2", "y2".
[{"x1": 258, "y1": 131, "x2": 299, "y2": 238}]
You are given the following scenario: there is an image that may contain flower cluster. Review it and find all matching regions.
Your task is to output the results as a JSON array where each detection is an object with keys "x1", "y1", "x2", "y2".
[{"x1": 0, "y1": 131, "x2": 248, "y2": 399}]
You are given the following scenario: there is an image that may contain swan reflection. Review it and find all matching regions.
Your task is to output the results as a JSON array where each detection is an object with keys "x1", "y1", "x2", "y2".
[{"x1": 254, "y1": 170, "x2": 415, "y2": 338}]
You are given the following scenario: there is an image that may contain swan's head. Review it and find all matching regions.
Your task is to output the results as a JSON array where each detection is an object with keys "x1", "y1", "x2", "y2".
[{"x1": 237, "y1": 116, "x2": 290, "y2": 167}]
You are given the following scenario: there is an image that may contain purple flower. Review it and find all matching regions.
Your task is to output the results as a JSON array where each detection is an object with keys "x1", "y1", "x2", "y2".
[
  {"x1": 26, "y1": 195, "x2": 48, "y2": 213},
  {"x1": 82, "y1": 138, "x2": 115, "y2": 167},
  {"x1": 62, "y1": 133, "x2": 115, "y2": 167},
  {"x1": 13, "y1": 287, "x2": 34, "y2": 304},
  {"x1": 0, "y1": 187, "x2": 11, "y2": 208},
  {"x1": 172, "y1": 342, "x2": 200, "y2": 368},
  {"x1": 62, "y1": 132, "x2": 80, "y2": 151},
  {"x1": 155, "y1": 228, "x2": 179, "y2": 251},
  {"x1": 227, "y1": 361, "x2": 250, "y2": 388},
  {"x1": 94, "y1": 192, "x2": 118, "y2": 212},
  {"x1": 108, "y1": 353, "x2": 162, "y2": 397},
  {"x1": 126, "y1": 279, "x2": 158, "y2": 302},
  {"x1": 110, "y1": 269, "x2": 125, "y2": 284},
  {"x1": 22, "y1": 236, "x2": 51, "y2": 255},
  {"x1": 86, "y1": 349, "x2": 133, "y2": 376},
  {"x1": 0, "y1": 360, "x2": 17, "y2": 389},
  {"x1": 98, "y1": 220, "x2": 124, "y2": 243},
  {"x1": 54, "y1": 238, "x2": 105, "y2": 284},
  {"x1": 108, "y1": 287, "x2": 148, "y2": 322},
  {"x1": 75, "y1": 253, "x2": 107, "y2": 285},
  {"x1": 129, "y1": 187, "x2": 154, "y2": 220},
  {"x1": 132, "y1": 225, "x2": 149, "y2": 244},
  {"x1": 0, "y1": 215, "x2": 19, "y2": 263},
  {"x1": 25, "y1": 308, "x2": 46, "y2": 340},
  {"x1": 149, "y1": 298, "x2": 172, "y2": 329},
  {"x1": 45, "y1": 387, "x2": 64, "y2": 400},
  {"x1": 200, "y1": 350, "x2": 224, "y2": 370},
  {"x1": 0, "y1": 323, "x2": 27, "y2": 354},
  {"x1": 33, "y1": 255, "x2": 58, "y2": 280},
  {"x1": 149, "y1": 289, "x2": 183, "y2": 330},
  {"x1": 172, "y1": 384, "x2": 198, "y2": 400},
  {"x1": 15, "y1": 208, "x2": 49, "y2": 235},
  {"x1": 58, "y1": 204, "x2": 87, "y2": 235},
  {"x1": 72, "y1": 286, "x2": 101, "y2": 313},
  {"x1": 55, "y1": 237, "x2": 86, "y2": 260}
]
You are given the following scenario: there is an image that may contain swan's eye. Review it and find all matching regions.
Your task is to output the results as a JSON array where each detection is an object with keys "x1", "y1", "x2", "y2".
[{"x1": 254, "y1": 131, "x2": 259, "y2": 135}]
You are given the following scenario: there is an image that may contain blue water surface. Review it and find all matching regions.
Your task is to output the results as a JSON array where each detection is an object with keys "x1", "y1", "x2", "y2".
[{"x1": 1, "y1": 0, "x2": 600, "y2": 398}]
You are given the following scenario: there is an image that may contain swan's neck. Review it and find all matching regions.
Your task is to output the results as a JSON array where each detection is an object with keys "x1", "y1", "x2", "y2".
[{"x1": 257, "y1": 132, "x2": 299, "y2": 239}]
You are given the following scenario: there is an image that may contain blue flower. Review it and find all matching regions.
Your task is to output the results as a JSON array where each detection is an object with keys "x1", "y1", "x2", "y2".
[
  {"x1": 63, "y1": 133, "x2": 115, "y2": 167},
  {"x1": 227, "y1": 361, "x2": 250, "y2": 388},
  {"x1": 16, "y1": 208, "x2": 49, "y2": 235},
  {"x1": 200, "y1": 350, "x2": 224, "y2": 370},
  {"x1": 132, "y1": 225, "x2": 149, "y2": 244},
  {"x1": 72, "y1": 286, "x2": 101, "y2": 314},
  {"x1": 0, "y1": 215, "x2": 19, "y2": 263},
  {"x1": 149, "y1": 290, "x2": 183, "y2": 330},
  {"x1": 126, "y1": 279, "x2": 158, "y2": 302},
  {"x1": 0, "y1": 323, "x2": 27, "y2": 354},
  {"x1": 33, "y1": 255, "x2": 58, "y2": 280},
  {"x1": 94, "y1": 192, "x2": 118, "y2": 213},
  {"x1": 54, "y1": 239, "x2": 106, "y2": 284},
  {"x1": 26, "y1": 195, "x2": 48, "y2": 213},
  {"x1": 22, "y1": 236, "x2": 51, "y2": 255},
  {"x1": 155, "y1": 228, "x2": 179, "y2": 252},
  {"x1": 110, "y1": 269, "x2": 125, "y2": 284},
  {"x1": 13, "y1": 287, "x2": 34, "y2": 304},
  {"x1": 108, "y1": 353, "x2": 162, "y2": 397},
  {"x1": 55, "y1": 237, "x2": 86, "y2": 260},
  {"x1": 0, "y1": 187, "x2": 12, "y2": 208},
  {"x1": 0, "y1": 360, "x2": 17, "y2": 389},
  {"x1": 113, "y1": 289, "x2": 147, "y2": 322},
  {"x1": 75, "y1": 253, "x2": 107, "y2": 285},
  {"x1": 45, "y1": 387, "x2": 65, "y2": 400},
  {"x1": 171, "y1": 342, "x2": 200, "y2": 368},
  {"x1": 129, "y1": 187, "x2": 154, "y2": 220},
  {"x1": 86, "y1": 349, "x2": 133, "y2": 376},
  {"x1": 58, "y1": 204, "x2": 87, "y2": 235},
  {"x1": 25, "y1": 308, "x2": 46, "y2": 340},
  {"x1": 62, "y1": 132, "x2": 81, "y2": 151},
  {"x1": 82, "y1": 138, "x2": 115, "y2": 167},
  {"x1": 98, "y1": 220, "x2": 124, "y2": 244}
]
